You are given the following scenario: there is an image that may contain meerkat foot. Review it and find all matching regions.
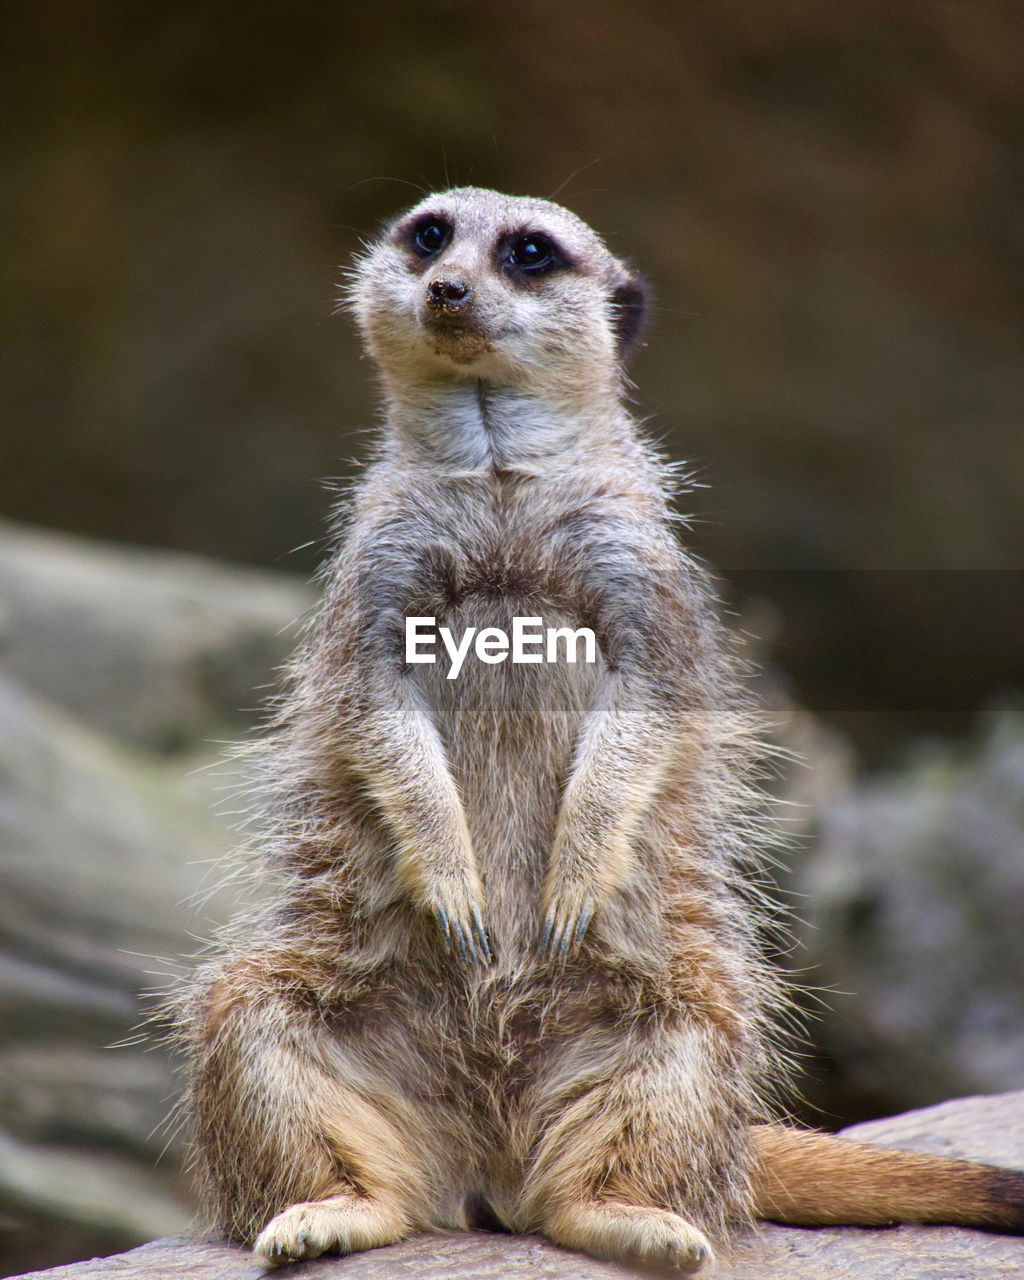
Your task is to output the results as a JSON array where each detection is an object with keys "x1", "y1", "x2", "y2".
[
  {"x1": 253, "y1": 1192, "x2": 407, "y2": 1266},
  {"x1": 544, "y1": 1201, "x2": 715, "y2": 1274}
]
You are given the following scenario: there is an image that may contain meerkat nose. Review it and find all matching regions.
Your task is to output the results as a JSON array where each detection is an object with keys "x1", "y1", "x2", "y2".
[{"x1": 427, "y1": 277, "x2": 471, "y2": 313}]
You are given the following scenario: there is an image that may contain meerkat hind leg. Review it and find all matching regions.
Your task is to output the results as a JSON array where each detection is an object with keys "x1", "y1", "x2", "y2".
[
  {"x1": 254, "y1": 1187, "x2": 408, "y2": 1265},
  {"x1": 248, "y1": 1067, "x2": 423, "y2": 1264},
  {"x1": 521, "y1": 1021, "x2": 753, "y2": 1274}
]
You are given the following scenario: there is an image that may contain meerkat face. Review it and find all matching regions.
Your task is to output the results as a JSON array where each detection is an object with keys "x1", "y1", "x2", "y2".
[{"x1": 348, "y1": 187, "x2": 646, "y2": 397}]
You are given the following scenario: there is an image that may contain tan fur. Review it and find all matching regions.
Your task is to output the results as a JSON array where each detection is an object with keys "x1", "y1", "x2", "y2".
[
  {"x1": 752, "y1": 1125, "x2": 1024, "y2": 1231},
  {"x1": 172, "y1": 188, "x2": 1024, "y2": 1273}
]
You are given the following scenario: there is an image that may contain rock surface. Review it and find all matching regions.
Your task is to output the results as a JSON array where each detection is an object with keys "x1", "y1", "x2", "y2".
[{"x1": 10, "y1": 1092, "x2": 1024, "y2": 1279}]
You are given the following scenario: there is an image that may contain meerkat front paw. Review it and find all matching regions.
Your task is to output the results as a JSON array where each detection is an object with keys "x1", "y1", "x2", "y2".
[
  {"x1": 540, "y1": 881, "x2": 598, "y2": 961},
  {"x1": 541, "y1": 828, "x2": 632, "y2": 960},
  {"x1": 424, "y1": 878, "x2": 492, "y2": 963}
]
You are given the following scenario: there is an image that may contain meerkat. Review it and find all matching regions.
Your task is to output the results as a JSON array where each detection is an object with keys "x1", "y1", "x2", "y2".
[{"x1": 174, "y1": 187, "x2": 1024, "y2": 1274}]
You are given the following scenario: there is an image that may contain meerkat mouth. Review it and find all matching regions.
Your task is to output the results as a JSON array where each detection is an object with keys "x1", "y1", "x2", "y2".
[{"x1": 423, "y1": 315, "x2": 495, "y2": 363}]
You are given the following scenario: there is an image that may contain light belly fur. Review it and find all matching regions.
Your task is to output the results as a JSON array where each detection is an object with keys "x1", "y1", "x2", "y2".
[{"x1": 411, "y1": 597, "x2": 602, "y2": 957}]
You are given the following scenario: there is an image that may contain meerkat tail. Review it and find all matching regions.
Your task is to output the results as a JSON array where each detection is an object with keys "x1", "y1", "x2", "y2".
[{"x1": 751, "y1": 1123, "x2": 1024, "y2": 1232}]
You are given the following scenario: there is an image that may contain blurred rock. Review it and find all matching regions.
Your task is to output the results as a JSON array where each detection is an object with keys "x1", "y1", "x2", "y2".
[
  {"x1": 0, "y1": 519, "x2": 315, "y2": 753},
  {"x1": 0, "y1": 674, "x2": 239, "y2": 1272},
  {"x1": 790, "y1": 708, "x2": 1024, "y2": 1121}
]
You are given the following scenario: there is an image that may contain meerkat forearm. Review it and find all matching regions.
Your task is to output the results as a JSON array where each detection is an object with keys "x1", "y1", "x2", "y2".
[
  {"x1": 541, "y1": 541, "x2": 707, "y2": 957},
  {"x1": 543, "y1": 676, "x2": 676, "y2": 956},
  {"x1": 352, "y1": 676, "x2": 488, "y2": 959}
]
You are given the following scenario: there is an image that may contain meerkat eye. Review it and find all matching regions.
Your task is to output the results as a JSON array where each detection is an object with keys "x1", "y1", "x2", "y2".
[
  {"x1": 509, "y1": 233, "x2": 559, "y2": 273},
  {"x1": 411, "y1": 217, "x2": 451, "y2": 257}
]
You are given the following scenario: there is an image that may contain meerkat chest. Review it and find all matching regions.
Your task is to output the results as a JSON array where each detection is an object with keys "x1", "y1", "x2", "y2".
[
  {"x1": 395, "y1": 481, "x2": 603, "y2": 708},
  {"x1": 387, "y1": 483, "x2": 605, "y2": 887},
  {"x1": 406, "y1": 536, "x2": 605, "y2": 727}
]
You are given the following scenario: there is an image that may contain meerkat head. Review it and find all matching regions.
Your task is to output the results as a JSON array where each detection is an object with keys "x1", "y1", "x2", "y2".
[{"x1": 347, "y1": 187, "x2": 647, "y2": 403}]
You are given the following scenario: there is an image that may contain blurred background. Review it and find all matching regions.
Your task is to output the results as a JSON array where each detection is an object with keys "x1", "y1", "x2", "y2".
[{"x1": 1, "y1": 1, "x2": 1022, "y2": 1273}]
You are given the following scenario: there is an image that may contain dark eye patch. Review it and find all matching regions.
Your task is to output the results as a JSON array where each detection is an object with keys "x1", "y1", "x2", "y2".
[
  {"x1": 406, "y1": 214, "x2": 452, "y2": 257},
  {"x1": 510, "y1": 233, "x2": 557, "y2": 272},
  {"x1": 500, "y1": 229, "x2": 570, "y2": 279}
]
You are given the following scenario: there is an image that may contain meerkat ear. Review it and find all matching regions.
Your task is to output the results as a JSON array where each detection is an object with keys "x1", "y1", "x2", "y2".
[{"x1": 610, "y1": 273, "x2": 650, "y2": 358}]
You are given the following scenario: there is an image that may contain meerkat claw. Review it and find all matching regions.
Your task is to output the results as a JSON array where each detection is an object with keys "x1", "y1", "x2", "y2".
[
  {"x1": 540, "y1": 911, "x2": 560, "y2": 959},
  {"x1": 433, "y1": 901, "x2": 493, "y2": 964},
  {"x1": 471, "y1": 907, "x2": 493, "y2": 962},
  {"x1": 434, "y1": 906, "x2": 452, "y2": 949},
  {"x1": 458, "y1": 919, "x2": 474, "y2": 960},
  {"x1": 573, "y1": 905, "x2": 593, "y2": 945},
  {"x1": 542, "y1": 896, "x2": 596, "y2": 961},
  {"x1": 543, "y1": 910, "x2": 570, "y2": 961}
]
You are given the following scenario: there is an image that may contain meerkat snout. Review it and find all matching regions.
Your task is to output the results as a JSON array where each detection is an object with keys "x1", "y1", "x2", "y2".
[{"x1": 426, "y1": 276, "x2": 471, "y2": 316}]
